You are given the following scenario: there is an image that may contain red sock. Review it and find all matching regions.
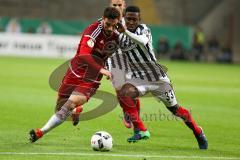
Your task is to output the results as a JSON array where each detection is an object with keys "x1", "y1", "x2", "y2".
[
  {"x1": 176, "y1": 107, "x2": 201, "y2": 135},
  {"x1": 136, "y1": 98, "x2": 140, "y2": 113},
  {"x1": 118, "y1": 96, "x2": 146, "y2": 131},
  {"x1": 73, "y1": 105, "x2": 83, "y2": 114},
  {"x1": 36, "y1": 129, "x2": 43, "y2": 137}
]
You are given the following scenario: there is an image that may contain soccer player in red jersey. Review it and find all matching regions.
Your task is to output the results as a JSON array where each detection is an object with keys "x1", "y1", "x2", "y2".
[
  {"x1": 29, "y1": 7, "x2": 120, "y2": 143},
  {"x1": 71, "y1": 0, "x2": 145, "y2": 130}
]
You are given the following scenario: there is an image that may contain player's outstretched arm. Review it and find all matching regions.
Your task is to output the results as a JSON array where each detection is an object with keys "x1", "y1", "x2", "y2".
[
  {"x1": 124, "y1": 29, "x2": 149, "y2": 46},
  {"x1": 117, "y1": 22, "x2": 149, "y2": 46}
]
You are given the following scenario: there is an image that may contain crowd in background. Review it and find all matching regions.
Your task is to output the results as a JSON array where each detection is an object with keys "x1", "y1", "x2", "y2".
[
  {"x1": 1, "y1": 19, "x2": 233, "y2": 64},
  {"x1": 0, "y1": 18, "x2": 52, "y2": 34},
  {"x1": 156, "y1": 26, "x2": 233, "y2": 63}
]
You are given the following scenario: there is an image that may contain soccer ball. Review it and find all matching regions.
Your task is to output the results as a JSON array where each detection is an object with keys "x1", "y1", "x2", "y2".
[{"x1": 90, "y1": 131, "x2": 113, "y2": 151}]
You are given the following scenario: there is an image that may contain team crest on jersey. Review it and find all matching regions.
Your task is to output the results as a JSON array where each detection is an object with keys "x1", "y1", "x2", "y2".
[{"x1": 87, "y1": 39, "x2": 95, "y2": 48}]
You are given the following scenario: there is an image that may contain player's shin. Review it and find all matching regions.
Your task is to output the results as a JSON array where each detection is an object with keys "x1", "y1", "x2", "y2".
[
  {"x1": 168, "y1": 105, "x2": 201, "y2": 135},
  {"x1": 136, "y1": 98, "x2": 140, "y2": 114},
  {"x1": 29, "y1": 104, "x2": 71, "y2": 143},
  {"x1": 40, "y1": 114, "x2": 64, "y2": 134},
  {"x1": 40, "y1": 104, "x2": 71, "y2": 134},
  {"x1": 118, "y1": 95, "x2": 146, "y2": 131}
]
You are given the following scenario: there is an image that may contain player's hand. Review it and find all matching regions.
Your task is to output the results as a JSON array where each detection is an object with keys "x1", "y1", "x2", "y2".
[
  {"x1": 117, "y1": 22, "x2": 126, "y2": 33},
  {"x1": 100, "y1": 68, "x2": 112, "y2": 80}
]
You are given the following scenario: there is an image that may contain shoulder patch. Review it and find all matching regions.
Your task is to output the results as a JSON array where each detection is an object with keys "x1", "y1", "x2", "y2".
[{"x1": 87, "y1": 39, "x2": 95, "y2": 48}]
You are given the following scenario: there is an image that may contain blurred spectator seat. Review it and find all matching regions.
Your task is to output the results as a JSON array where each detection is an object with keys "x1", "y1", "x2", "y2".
[
  {"x1": 5, "y1": 18, "x2": 21, "y2": 33},
  {"x1": 217, "y1": 45, "x2": 233, "y2": 63},
  {"x1": 156, "y1": 37, "x2": 170, "y2": 59},
  {"x1": 192, "y1": 26, "x2": 205, "y2": 61},
  {"x1": 37, "y1": 22, "x2": 52, "y2": 34},
  {"x1": 27, "y1": 26, "x2": 35, "y2": 33},
  {"x1": 170, "y1": 41, "x2": 187, "y2": 60},
  {"x1": 207, "y1": 35, "x2": 220, "y2": 62}
]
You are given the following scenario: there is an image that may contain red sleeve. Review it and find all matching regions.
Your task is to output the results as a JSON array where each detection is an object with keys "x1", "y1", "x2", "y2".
[
  {"x1": 76, "y1": 26, "x2": 103, "y2": 71},
  {"x1": 79, "y1": 34, "x2": 94, "y2": 56}
]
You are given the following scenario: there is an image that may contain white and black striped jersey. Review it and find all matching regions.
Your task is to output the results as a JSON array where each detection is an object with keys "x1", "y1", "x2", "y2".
[{"x1": 110, "y1": 24, "x2": 166, "y2": 81}]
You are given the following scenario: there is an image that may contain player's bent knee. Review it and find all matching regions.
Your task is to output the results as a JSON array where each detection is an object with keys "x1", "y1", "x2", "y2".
[
  {"x1": 167, "y1": 104, "x2": 180, "y2": 114},
  {"x1": 119, "y1": 83, "x2": 139, "y2": 99},
  {"x1": 69, "y1": 92, "x2": 87, "y2": 110}
]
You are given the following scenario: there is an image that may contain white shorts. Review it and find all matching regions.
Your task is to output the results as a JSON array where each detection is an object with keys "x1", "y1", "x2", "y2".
[
  {"x1": 110, "y1": 67, "x2": 126, "y2": 89},
  {"x1": 126, "y1": 76, "x2": 178, "y2": 107}
]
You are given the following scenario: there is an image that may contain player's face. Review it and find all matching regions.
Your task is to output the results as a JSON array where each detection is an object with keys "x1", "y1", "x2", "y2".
[
  {"x1": 124, "y1": 12, "x2": 140, "y2": 32},
  {"x1": 110, "y1": 0, "x2": 126, "y2": 16},
  {"x1": 102, "y1": 17, "x2": 119, "y2": 36}
]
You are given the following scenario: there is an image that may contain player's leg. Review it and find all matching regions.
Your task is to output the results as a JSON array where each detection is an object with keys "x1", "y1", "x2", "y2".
[
  {"x1": 55, "y1": 96, "x2": 83, "y2": 126},
  {"x1": 117, "y1": 90, "x2": 133, "y2": 128},
  {"x1": 117, "y1": 88, "x2": 144, "y2": 131},
  {"x1": 166, "y1": 104, "x2": 208, "y2": 149},
  {"x1": 71, "y1": 105, "x2": 83, "y2": 126},
  {"x1": 46, "y1": 92, "x2": 86, "y2": 132},
  {"x1": 29, "y1": 91, "x2": 87, "y2": 143},
  {"x1": 60, "y1": 82, "x2": 99, "y2": 126},
  {"x1": 55, "y1": 96, "x2": 68, "y2": 112},
  {"x1": 123, "y1": 97, "x2": 140, "y2": 129},
  {"x1": 118, "y1": 83, "x2": 150, "y2": 142},
  {"x1": 151, "y1": 77, "x2": 208, "y2": 149},
  {"x1": 110, "y1": 67, "x2": 138, "y2": 129}
]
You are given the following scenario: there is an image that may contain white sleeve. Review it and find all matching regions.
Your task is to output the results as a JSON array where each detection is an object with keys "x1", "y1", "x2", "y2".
[{"x1": 123, "y1": 29, "x2": 149, "y2": 46}]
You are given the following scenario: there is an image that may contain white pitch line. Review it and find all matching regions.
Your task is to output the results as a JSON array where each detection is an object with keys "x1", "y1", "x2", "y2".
[{"x1": 0, "y1": 152, "x2": 240, "y2": 160}]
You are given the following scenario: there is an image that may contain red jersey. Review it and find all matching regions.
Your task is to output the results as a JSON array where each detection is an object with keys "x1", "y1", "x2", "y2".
[
  {"x1": 58, "y1": 21, "x2": 119, "y2": 99},
  {"x1": 65, "y1": 21, "x2": 118, "y2": 84}
]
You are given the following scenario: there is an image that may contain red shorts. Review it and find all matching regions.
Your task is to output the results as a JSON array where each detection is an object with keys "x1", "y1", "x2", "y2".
[
  {"x1": 58, "y1": 73, "x2": 101, "y2": 101},
  {"x1": 58, "y1": 82, "x2": 100, "y2": 101},
  {"x1": 57, "y1": 67, "x2": 102, "y2": 100}
]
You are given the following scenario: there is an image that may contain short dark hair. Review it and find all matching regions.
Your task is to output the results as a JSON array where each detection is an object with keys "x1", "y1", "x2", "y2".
[
  {"x1": 125, "y1": 6, "x2": 140, "y2": 13},
  {"x1": 103, "y1": 7, "x2": 120, "y2": 19}
]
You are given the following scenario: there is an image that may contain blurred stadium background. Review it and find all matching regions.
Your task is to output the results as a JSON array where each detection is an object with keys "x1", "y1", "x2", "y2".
[
  {"x1": 0, "y1": 1, "x2": 240, "y2": 160},
  {"x1": 0, "y1": 0, "x2": 240, "y2": 62}
]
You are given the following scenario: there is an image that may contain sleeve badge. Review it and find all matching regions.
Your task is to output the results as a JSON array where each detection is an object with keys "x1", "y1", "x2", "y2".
[{"x1": 87, "y1": 39, "x2": 95, "y2": 48}]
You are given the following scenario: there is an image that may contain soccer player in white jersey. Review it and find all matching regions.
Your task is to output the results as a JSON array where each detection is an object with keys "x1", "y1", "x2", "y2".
[{"x1": 117, "y1": 6, "x2": 208, "y2": 149}]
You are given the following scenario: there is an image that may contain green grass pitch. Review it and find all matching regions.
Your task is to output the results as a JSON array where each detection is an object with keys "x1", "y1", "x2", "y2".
[{"x1": 0, "y1": 56, "x2": 240, "y2": 160}]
